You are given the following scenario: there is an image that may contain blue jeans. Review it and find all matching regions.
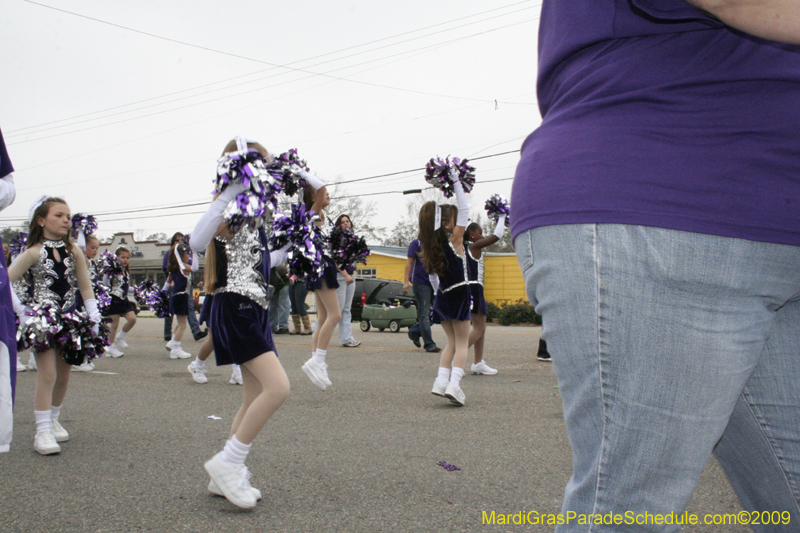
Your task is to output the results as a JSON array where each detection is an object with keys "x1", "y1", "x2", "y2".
[
  {"x1": 336, "y1": 273, "x2": 356, "y2": 344},
  {"x1": 516, "y1": 224, "x2": 800, "y2": 531},
  {"x1": 289, "y1": 282, "x2": 308, "y2": 317},
  {"x1": 408, "y1": 283, "x2": 436, "y2": 351},
  {"x1": 163, "y1": 285, "x2": 173, "y2": 340},
  {"x1": 269, "y1": 286, "x2": 290, "y2": 331}
]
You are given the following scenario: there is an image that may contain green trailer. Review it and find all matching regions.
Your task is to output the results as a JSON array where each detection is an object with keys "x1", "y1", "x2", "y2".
[{"x1": 359, "y1": 303, "x2": 417, "y2": 333}]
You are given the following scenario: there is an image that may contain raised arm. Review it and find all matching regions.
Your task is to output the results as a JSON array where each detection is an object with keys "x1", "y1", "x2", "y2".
[
  {"x1": 685, "y1": 0, "x2": 800, "y2": 44},
  {"x1": 190, "y1": 184, "x2": 248, "y2": 253},
  {"x1": 469, "y1": 214, "x2": 506, "y2": 257},
  {"x1": 449, "y1": 180, "x2": 469, "y2": 250}
]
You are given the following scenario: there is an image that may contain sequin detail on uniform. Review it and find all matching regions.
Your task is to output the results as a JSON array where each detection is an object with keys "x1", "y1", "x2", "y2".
[{"x1": 214, "y1": 226, "x2": 269, "y2": 309}]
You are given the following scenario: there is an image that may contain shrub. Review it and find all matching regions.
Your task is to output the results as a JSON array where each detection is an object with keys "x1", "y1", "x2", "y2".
[
  {"x1": 498, "y1": 299, "x2": 541, "y2": 326},
  {"x1": 486, "y1": 302, "x2": 501, "y2": 322}
]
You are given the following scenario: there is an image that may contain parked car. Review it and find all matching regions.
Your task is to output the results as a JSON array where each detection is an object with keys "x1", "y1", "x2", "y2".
[{"x1": 350, "y1": 277, "x2": 417, "y2": 322}]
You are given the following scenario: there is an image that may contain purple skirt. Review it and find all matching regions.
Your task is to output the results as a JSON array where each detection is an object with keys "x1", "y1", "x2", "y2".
[
  {"x1": 170, "y1": 292, "x2": 188, "y2": 316},
  {"x1": 210, "y1": 292, "x2": 277, "y2": 366},
  {"x1": 198, "y1": 295, "x2": 212, "y2": 326},
  {"x1": 309, "y1": 259, "x2": 339, "y2": 291},
  {"x1": 431, "y1": 285, "x2": 471, "y2": 323},
  {"x1": 104, "y1": 296, "x2": 134, "y2": 316},
  {"x1": 469, "y1": 284, "x2": 488, "y2": 315}
]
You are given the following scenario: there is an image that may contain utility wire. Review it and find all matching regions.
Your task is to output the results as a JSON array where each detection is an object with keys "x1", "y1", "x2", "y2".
[{"x1": 11, "y1": 0, "x2": 538, "y2": 137}]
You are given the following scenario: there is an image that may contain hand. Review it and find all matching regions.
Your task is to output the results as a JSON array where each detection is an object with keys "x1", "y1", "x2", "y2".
[
  {"x1": 345, "y1": 274, "x2": 354, "y2": 285},
  {"x1": 402, "y1": 282, "x2": 410, "y2": 294}
]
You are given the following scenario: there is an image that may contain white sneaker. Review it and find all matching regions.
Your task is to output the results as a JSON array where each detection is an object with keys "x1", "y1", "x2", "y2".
[
  {"x1": 203, "y1": 452, "x2": 257, "y2": 509},
  {"x1": 444, "y1": 382, "x2": 466, "y2": 406},
  {"x1": 431, "y1": 379, "x2": 447, "y2": 397},
  {"x1": 165, "y1": 340, "x2": 175, "y2": 352},
  {"x1": 208, "y1": 478, "x2": 262, "y2": 500},
  {"x1": 16, "y1": 357, "x2": 27, "y2": 372},
  {"x1": 302, "y1": 358, "x2": 331, "y2": 390},
  {"x1": 229, "y1": 365, "x2": 243, "y2": 385},
  {"x1": 34, "y1": 430, "x2": 61, "y2": 455},
  {"x1": 170, "y1": 347, "x2": 191, "y2": 359},
  {"x1": 105, "y1": 345, "x2": 124, "y2": 358},
  {"x1": 470, "y1": 361, "x2": 498, "y2": 375},
  {"x1": 115, "y1": 337, "x2": 129, "y2": 349},
  {"x1": 27, "y1": 354, "x2": 37, "y2": 371},
  {"x1": 188, "y1": 361, "x2": 208, "y2": 384},
  {"x1": 72, "y1": 361, "x2": 94, "y2": 372},
  {"x1": 51, "y1": 420, "x2": 69, "y2": 442}
]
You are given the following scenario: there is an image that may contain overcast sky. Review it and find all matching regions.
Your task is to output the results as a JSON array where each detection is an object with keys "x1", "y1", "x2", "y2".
[{"x1": 0, "y1": 0, "x2": 542, "y2": 241}]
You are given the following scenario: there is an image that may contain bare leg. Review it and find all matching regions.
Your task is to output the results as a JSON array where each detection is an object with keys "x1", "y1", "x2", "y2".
[
  {"x1": 51, "y1": 353, "x2": 73, "y2": 407},
  {"x1": 33, "y1": 349, "x2": 57, "y2": 411},
  {"x1": 107, "y1": 315, "x2": 121, "y2": 344},
  {"x1": 311, "y1": 291, "x2": 327, "y2": 353},
  {"x1": 311, "y1": 284, "x2": 341, "y2": 353},
  {"x1": 468, "y1": 313, "x2": 487, "y2": 364},
  {"x1": 121, "y1": 310, "x2": 137, "y2": 333},
  {"x1": 439, "y1": 321, "x2": 457, "y2": 370},
  {"x1": 173, "y1": 315, "x2": 187, "y2": 342},
  {"x1": 231, "y1": 353, "x2": 290, "y2": 444},
  {"x1": 197, "y1": 333, "x2": 213, "y2": 362},
  {"x1": 450, "y1": 320, "x2": 471, "y2": 371}
]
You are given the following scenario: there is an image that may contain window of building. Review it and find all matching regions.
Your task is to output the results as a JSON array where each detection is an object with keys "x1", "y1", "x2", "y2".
[{"x1": 357, "y1": 268, "x2": 377, "y2": 278}]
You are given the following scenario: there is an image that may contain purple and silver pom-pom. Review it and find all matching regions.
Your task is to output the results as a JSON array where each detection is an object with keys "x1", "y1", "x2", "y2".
[
  {"x1": 223, "y1": 192, "x2": 272, "y2": 233},
  {"x1": 266, "y1": 149, "x2": 309, "y2": 197},
  {"x1": 425, "y1": 156, "x2": 476, "y2": 198},
  {"x1": 272, "y1": 204, "x2": 325, "y2": 283},
  {"x1": 98, "y1": 251, "x2": 124, "y2": 276},
  {"x1": 329, "y1": 226, "x2": 370, "y2": 267},
  {"x1": 147, "y1": 290, "x2": 170, "y2": 318},
  {"x1": 16, "y1": 302, "x2": 61, "y2": 352},
  {"x1": 484, "y1": 194, "x2": 510, "y2": 226},
  {"x1": 9, "y1": 231, "x2": 28, "y2": 258},
  {"x1": 95, "y1": 282, "x2": 112, "y2": 311},
  {"x1": 71, "y1": 213, "x2": 98, "y2": 240},
  {"x1": 269, "y1": 203, "x2": 310, "y2": 250},
  {"x1": 56, "y1": 309, "x2": 110, "y2": 365},
  {"x1": 215, "y1": 148, "x2": 270, "y2": 194},
  {"x1": 133, "y1": 279, "x2": 158, "y2": 306}
]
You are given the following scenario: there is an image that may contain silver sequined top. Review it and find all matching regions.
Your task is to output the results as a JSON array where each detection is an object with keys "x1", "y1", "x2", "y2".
[
  {"x1": 213, "y1": 226, "x2": 269, "y2": 309},
  {"x1": 29, "y1": 240, "x2": 78, "y2": 311},
  {"x1": 108, "y1": 271, "x2": 130, "y2": 299}
]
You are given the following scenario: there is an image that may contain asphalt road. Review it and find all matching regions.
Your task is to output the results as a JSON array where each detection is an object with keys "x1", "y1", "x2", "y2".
[{"x1": 1, "y1": 317, "x2": 747, "y2": 533}]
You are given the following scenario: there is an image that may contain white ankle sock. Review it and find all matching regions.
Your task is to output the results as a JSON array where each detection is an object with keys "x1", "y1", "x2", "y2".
[
  {"x1": 50, "y1": 405, "x2": 62, "y2": 422},
  {"x1": 172, "y1": 342, "x2": 181, "y2": 351},
  {"x1": 194, "y1": 358, "x2": 205, "y2": 368},
  {"x1": 449, "y1": 367, "x2": 465, "y2": 386},
  {"x1": 34, "y1": 410, "x2": 52, "y2": 433},
  {"x1": 221, "y1": 436, "x2": 251, "y2": 465},
  {"x1": 437, "y1": 367, "x2": 451, "y2": 386},
  {"x1": 116, "y1": 330, "x2": 126, "y2": 340},
  {"x1": 312, "y1": 349, "x2": 327, "y2": 365}
]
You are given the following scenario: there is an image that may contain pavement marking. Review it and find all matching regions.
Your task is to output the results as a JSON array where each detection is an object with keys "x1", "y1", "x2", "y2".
[{"x1": 87, "y1": 371, "x2": 119, "y2": 375}]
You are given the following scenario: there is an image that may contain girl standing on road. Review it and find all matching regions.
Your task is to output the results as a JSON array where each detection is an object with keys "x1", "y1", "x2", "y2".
[
  {"x1": 333, "y1": 214, "x2": 360, "y2": 348},
  {"x1": 104, "y1": 247, "x2": 137, "y2": 357},
  {"x1": 419, "y1": 179, "x2": 471, "y2": 406},
  {"x1": 463, "y1": 217, "x2": 506, "y2": 376},
  {"x1": 9, "y1": 196, "x2": 102, "y2": 454},
  {"x1": 300, "y1": 180, "x2": 339, "y2": 390},
  {"x1": 190, "y1": 137, "x2": 297, "y2": 509},
  {"x1": 166, "y1": 244, "x2": 192, "y2": 359}
]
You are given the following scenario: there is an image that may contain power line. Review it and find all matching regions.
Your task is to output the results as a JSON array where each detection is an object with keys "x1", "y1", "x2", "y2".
[{"x1": 11, "y1": 0, "x2": 537, "y2": 137}]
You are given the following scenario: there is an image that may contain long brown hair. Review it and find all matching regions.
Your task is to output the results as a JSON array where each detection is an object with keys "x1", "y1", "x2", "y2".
[
  {"x1": 204, "y1": 139, "x2": 270, "y2": 293},
  {"x1": 418, "y1": 202, "x2": 454, "y2": 277},
  {"x1": 27, "y1": 197, "x2": 75, "y2": 259},
  {"x1": 167, "y1": 244, "x2": 187, "y2": 274}
]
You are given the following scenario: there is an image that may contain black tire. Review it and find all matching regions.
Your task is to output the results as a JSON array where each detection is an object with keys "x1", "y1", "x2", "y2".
[
  {"x1": 389, "y1": 320, "x2": 400, "y2": 333},
  {"x1": 378, "y1": 328, "x2": 385, "y2": 332},
  {"x1": 360, "y1": 321, "x2": 370, "y2": 332}
]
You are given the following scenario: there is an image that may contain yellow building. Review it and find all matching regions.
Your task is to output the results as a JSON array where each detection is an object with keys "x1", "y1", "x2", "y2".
[{"x1": 358, "y1": 247, "x2": 527, "y2": 306}]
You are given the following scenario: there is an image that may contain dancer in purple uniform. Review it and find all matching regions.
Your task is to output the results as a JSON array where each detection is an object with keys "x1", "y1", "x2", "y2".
[
  {"x1": 191, "y1": 138, "x2": 293, "y2": 509},
  {"x1": 0, "y1": 127, "x2": 17, "y2": 452}
]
